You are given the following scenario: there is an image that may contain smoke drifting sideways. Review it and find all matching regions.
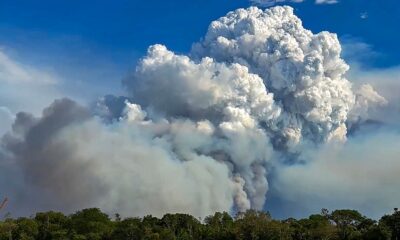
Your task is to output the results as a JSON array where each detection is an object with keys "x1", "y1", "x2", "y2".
[{"x1": 0, "y1": 6, "x2": 396, "y2": 218}]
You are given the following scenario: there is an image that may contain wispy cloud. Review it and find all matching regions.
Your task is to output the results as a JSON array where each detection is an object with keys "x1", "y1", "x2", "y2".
[
  {"x1": 340, "y1": 36, "x2": 381, "y2": 66},
  {"x1": 360, "y1": 12, "x2": 368, "y2": 19},
  {"x1": 0, "y1": 50, "x2": 57, "y2": 85},
  {"x1": 315, "y1": 0, "x2": 338, "y2": 4},
  {"x1": 0, "y1": 48, "x2": 62, "y2": 118},
  {"x1": 250, "y1": 0, "x2": 338, "y2": 6},
  {"x1": 250, "y1": 0, "x2": 303, "y2": 7}
]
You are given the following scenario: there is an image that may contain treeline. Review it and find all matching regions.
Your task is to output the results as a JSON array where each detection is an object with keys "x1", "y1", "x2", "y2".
[{"x1": 0, "y1": 208, "x2": 399, "y2": 240}]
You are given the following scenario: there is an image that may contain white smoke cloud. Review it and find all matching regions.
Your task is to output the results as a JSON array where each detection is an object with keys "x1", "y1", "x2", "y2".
[
  {"x1": 0, "y1": 6, "x2": 391, "y2": 218},
  {"x1": 348, "y1": 84, "x2": 388, "y2": 123},
  {"x1": 192, "y1": 6, "x2": 357, "y2": 144},
  {"x1": 126, "y1": 44, "x2": 280, "y2": 123}
]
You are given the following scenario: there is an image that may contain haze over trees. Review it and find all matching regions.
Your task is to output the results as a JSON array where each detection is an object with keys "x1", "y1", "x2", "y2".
[{"x1": 0, "y1": 208, "x2": 399, "y2": 240}]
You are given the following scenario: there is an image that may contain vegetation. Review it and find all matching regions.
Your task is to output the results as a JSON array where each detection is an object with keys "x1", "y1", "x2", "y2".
[{"x1": 0, "y1": 208, "x2": 399, "y2": 240}]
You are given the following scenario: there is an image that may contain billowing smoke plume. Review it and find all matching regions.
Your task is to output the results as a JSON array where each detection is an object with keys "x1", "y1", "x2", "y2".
[
  {"x1": 192, "y1": 6, "x2": 359, "y2": 145},
  {"x1": 2, "y1": 99, "x2": 243, "y2": 217},
  {"x1": 0, "y1": 6, "x2": 389, "y2": 218}
]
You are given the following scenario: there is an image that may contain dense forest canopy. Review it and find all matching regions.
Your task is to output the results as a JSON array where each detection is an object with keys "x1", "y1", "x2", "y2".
[{"x1": 0, "y1": 208, "x2": 399, "y2": 240}]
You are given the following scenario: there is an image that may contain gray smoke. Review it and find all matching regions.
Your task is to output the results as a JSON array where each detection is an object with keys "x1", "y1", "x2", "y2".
[
  {"x1": 2, "y1": 98, "x2": 242, "y2": 217},
  {"x1": 270, "y1": 129, "x2": 400, "y2": 219},
  {"x1": 0, "y1": 6, "x2": 392, "y2": 218},
  {"x1": 0, "y1": 107, "x2": 14, "y2": 136}
]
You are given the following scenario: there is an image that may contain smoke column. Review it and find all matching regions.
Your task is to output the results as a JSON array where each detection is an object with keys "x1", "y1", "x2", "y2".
[{"x1": 0, "y1": 6, "x2": 390, "y2": 218}]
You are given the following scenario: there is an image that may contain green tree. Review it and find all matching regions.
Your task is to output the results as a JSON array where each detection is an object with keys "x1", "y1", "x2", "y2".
[
  {"x1": 14, "y1": 218, "x2": 39, "y2": 240},
  {"x1": 380, "y1": 209, "x2": 400, "y2": 240},
  {"x1": 161, "y1": 213, "x2": 201, "y2": 239},
  {"x1": 288, "y1": 214, "x2": 337, "y2": 240},
  {"x1": 330, "y1": 209, "x2": 365, "y2": 240},
  {"x1": 111, "y1": 218, "x2": 143, "y2": 240},
  {"x1": 0, "y1": 219, "x2": 17, "y2": 240},
  {"x1": 361, "y1": 224, "x2": 391, "y2": 240},
  {"x1": 69, "y1": 208, "x2": 113, "y2": 240},
  {"x1": 234, "y1": 210, "x2": 291, "y2": 240},
  {"x1": 35, "y1": 211, "x2": 69, "y2": 240},
  {"x1": 203, "y1": 212, "x2": 235, "y2": 240}
]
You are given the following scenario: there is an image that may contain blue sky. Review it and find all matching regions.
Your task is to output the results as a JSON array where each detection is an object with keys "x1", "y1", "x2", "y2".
[{"x1": 0, "y1": 0, "x2": 399, "y2": 90}]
